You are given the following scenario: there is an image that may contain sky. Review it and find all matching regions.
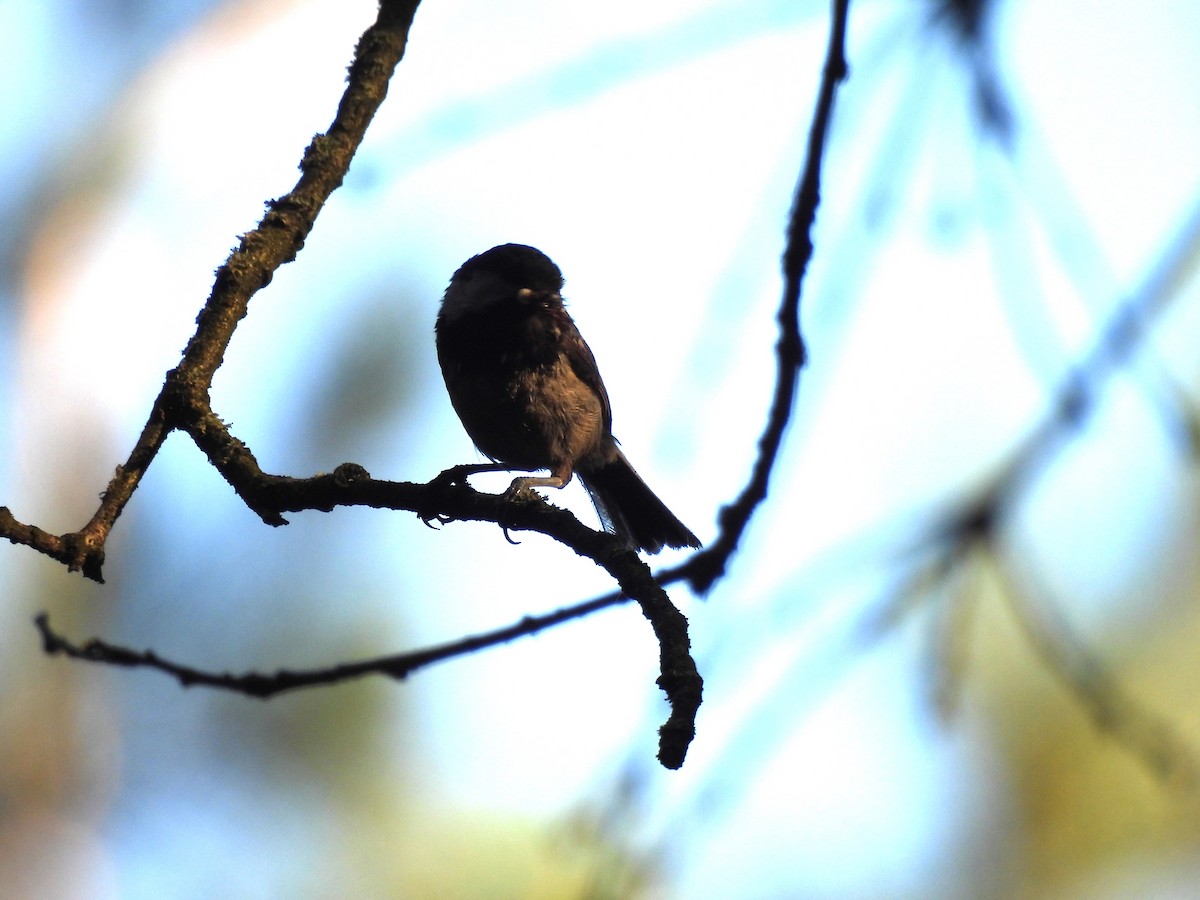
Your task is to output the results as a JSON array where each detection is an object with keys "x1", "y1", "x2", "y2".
[{"x1": 3, "y1": 0, "x2": 1200, "y2": 897}]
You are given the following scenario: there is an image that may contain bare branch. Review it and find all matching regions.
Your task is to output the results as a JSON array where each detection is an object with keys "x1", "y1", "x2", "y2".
[
  {"x1": 686, "y1": 0, "x2": 852, "y2": 594},
  {"x1": 0, "y1": 0, "x2": 423, "y2": 580},
  {"x1": 34, "y1": 589, "x2": 625, "y2": 696},
  {"x1": 6, "y1": 0, "x2": 865, "y2": 771},
  {"x1": 0, "y1": 507, "x2": 105, "y2": 581}
]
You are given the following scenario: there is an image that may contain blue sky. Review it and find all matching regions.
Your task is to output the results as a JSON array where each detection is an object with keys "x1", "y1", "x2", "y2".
[{"x1": 3, "y1": 1, "x2": 1200, "y2": 896}]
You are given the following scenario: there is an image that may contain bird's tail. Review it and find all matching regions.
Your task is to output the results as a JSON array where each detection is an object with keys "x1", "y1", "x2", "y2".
[{"x1": 580, "y1": 452, "x2": 701, "y2": 554}]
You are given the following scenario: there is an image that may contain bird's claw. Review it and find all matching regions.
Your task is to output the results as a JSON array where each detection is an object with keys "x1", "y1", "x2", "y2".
[
  {"x1": 431, "y1": 464, "x2": 480, "y2": 489},
  {"x1": 418, "y1": 511, "x2": 453, "y2": 530}
]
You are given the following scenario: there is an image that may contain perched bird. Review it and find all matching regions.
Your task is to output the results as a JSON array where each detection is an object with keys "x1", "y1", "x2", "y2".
[{"x1": 435, "y1": 243, "x2": 701, "y2": 554}]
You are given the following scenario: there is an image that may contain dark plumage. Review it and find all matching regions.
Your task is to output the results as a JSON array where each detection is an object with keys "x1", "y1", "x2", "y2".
[{"x1": 436, "y1": 243, "x2": 700, "y2": 553}]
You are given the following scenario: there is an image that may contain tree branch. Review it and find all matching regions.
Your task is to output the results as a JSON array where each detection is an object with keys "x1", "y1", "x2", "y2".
[
  {"x1": 35, "y1": 589, "x2": 623, "y2": 696},
  {"x1": 0, "y1": 0, "x2": 423, "y2": 580},
  {"x1": 685, "y1": 0, "x2": 852, "y2": 594},
  {"x1": 6, "y1": 0, "x2": 860, "y2": 771},
  {"x1": 34, "y1": 468, "x2": 703, "y2": 767}
]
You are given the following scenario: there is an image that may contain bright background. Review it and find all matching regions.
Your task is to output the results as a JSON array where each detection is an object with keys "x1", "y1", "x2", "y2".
[{"x1": 3, "y1": 0, "x2": 1200, "y2": 897}]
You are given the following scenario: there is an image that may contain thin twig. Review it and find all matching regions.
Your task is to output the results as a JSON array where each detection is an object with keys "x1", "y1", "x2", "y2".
[
  {"x1": 34, "y1": 590, "x2": 625, "y2": 696},
  {"x1": 686, "y1": 0, "x2": 852, "y2": 593}
]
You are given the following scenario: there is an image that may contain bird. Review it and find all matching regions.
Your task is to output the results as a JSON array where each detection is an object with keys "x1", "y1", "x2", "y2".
[{"x1": 435, "y1": 243, "x2": 701, "y2": 554}]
